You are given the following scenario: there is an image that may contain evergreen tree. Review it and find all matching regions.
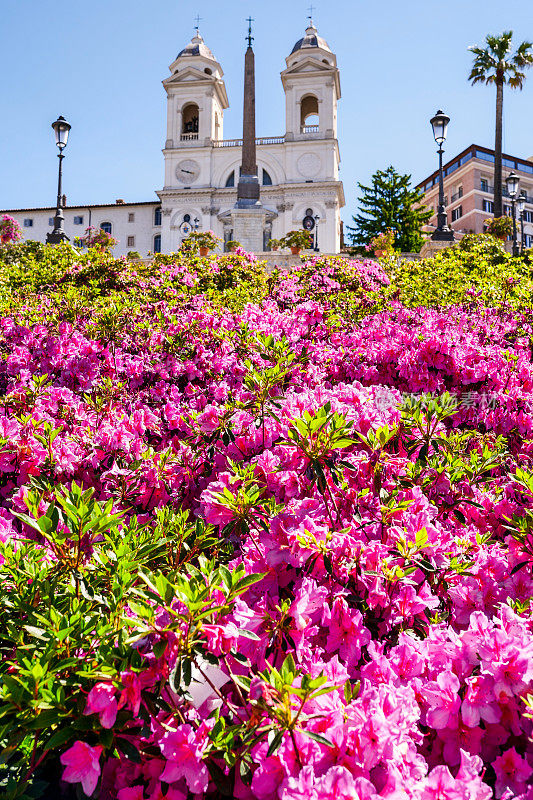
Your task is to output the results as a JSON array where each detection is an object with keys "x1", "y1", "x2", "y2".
[{"x1": 347, "y1": 166, "x2": 432, "y2": 253}]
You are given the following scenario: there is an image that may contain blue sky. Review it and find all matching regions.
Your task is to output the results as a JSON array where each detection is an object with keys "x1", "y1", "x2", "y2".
[{"x1": 1, "y1": 0, "x2": 532, "y2": 225}]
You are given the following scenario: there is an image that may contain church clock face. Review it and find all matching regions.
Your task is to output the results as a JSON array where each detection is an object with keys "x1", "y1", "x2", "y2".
[{"x1": 176, "y1": 159, "x2": 200, "y2": 184}]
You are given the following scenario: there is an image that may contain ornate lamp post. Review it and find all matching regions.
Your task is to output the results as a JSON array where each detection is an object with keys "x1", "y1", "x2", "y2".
[
  {"x1": 46, "y1": 116, "x2": 71, "y2": 244},
  {"x1": 518, "y1": 191, "x2": 527, "y2": 255},
  {"x1": 430, "y1": 110, "x2": 454, "y2": 242},
  {"x1": 505, "y1": 171, "x2": 520, "y2": 257},
  {"x1": 314, "y1": 213, "x2": 320, "y2": 252}
]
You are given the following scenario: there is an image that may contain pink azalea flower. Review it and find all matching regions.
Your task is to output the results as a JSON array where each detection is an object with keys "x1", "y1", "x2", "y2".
[
  {"x1": 423, "y1": 670, "x2": 461, "y2": 730},
  {"x1": 118, "y1": 670, "x2": 142, "y2": 716},
  {"x1": 493, "y1": 747, "x2": 533, "y2": 798},
  {"x1": 117, "y1": 787, "x2": 145, "y2": 800},
  {"x1": 60, "y1": 741, "x2": 103, "y2": 797},
  {"x1": 84, "y1": 682, "x2": 118, "y2": 728},
  {"x1": 159, "y1": 724, "x2": 209, "y2": 793}
]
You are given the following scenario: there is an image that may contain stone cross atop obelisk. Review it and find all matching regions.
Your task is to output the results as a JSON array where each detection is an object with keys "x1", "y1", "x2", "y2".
[{"x1": 236, "y1": 17, "x2": 260, "y2": 207}]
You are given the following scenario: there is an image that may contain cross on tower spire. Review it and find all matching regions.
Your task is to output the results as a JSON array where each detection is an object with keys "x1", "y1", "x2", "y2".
[
  {"x1": 307, "y1": 4, "x2": 316, "y2": 22},
  {"x1": 246, "y1": 16, "x2": 254, "y2": 48},
  {"x1": 194, "y1": 13, "x2": 202, "y2": 33}
]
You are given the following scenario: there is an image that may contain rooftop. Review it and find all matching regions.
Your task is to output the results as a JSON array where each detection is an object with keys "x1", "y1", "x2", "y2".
[
  {"x1": 291, "y1": 21, "x2": 332, "y2": 55},
  {"x1": 417, "y1": 143, "x2": 533, "y2": 191}
]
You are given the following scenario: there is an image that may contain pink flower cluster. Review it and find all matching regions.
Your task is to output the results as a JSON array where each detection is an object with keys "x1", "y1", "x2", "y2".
[
  {"x1": 0, "y1": 214, "x2": 23, "y2": 244},
  {"x1": 2, "y1": 254, "x2": 533, "y2": 798}
]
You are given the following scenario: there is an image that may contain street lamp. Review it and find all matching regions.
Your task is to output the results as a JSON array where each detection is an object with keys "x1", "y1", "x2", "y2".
[
  {"x1": 430, "y1": 110, "x2": 454, "y2": 242},
  {"x1": 314, "y1": 214, "x2": 320, "y2": 252},
  {"x1": 194, "y1": 217, "x2": 200, "y2": 230},
  {"x1": 46, "y1": 116, "x2": 71, "y2": 245},
  {"x1": 518, "y1": 190, "x2": 527, "y2": 255},
  {"x1": 506, "y1": 171, "x2": 520, "y2": 257}
]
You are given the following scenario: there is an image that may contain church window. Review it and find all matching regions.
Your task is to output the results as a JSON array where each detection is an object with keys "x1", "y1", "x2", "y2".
[
  {"x1": 154, "y1": 206, "x2": 162, "y2": 226},
  {"x1": 225, "y1": 171, "x2": 235, "y2": 187},
  {"x1": 24, "y1": 218, "x2": 33, "y2": 227},
  {"x1": 128, "y1": 212, "x2": 135, "y2": 222},
  {"x1": 204, "y1": 68, "x2": 212, "y2": 75},
  {"x1": 300, "y1": 94, "x2": 319, "y2": 131},
  {"x1": 153, "y1": 234, "x2": 162, "y2": 253},
  {"x1": 127, "y1": 236, "x2": 135, "y2": 247},
  {"x1": 262, "y1": 169, "x2": 273, "y2": 186},
  {"x1": 74, "y1": 215, "x2": 84, "y2": 225},
  {"x1": 100, "y1": 222, "x2": 112, "y2": 234},
  {"x1": 182, "y1": 103, "x2": 199, "y2": 137},
  {"x1": 48, "y1": 217, "x2": 54, "y2": 226},
  {"x1": 183, "y1": 214, "x2": 191, "y2": 223}
]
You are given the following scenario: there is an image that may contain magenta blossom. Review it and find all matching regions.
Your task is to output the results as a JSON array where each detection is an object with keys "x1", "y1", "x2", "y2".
[{"x1": 60, "y1": 741, "x2": 103, "y2": 796}]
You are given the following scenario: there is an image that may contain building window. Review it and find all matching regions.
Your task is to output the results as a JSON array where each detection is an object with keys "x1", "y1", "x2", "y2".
[
  {"x1": 153, "y1": 234, "x2": 162, "y2": 254},
  {"x1": 181, "y1": 103, "x2": 199, "y2": 136},
  {"x1": 73, "y1": 215, "x2": 84, "y2": 225},
  {"x1": 451, "y1": 206, "x2": 463, "y2": 222},
  {"x1": 128, "y1": 212, "x2": 135, "y2": 223},
  {"x1": 525, "y1": 234, "x2": 533, "y2": 248},
  {"x1": 482, "y1": 199, "x2": 494, "y2": 213},
  {"x1": 523, "y1": 210, "x2": 533, "y2": 223},
  {"x1": 23, "y1": 218, "x2": 33, "y2": 227},
  {"x1": 300, "y1": 94, "x2": 319, "y2": 131},
  {"x1": 262, "y1": 169, "x2": 273, "y2": 186},
  {"x1": 225, "y1": 170, "x2": 235, "y2": 188},
  {"x1": 100, "y1": 222, "x2": 112, "y2": 234},
  {"x1": 480, "y1": 178, "x2": 489, "y2": 192},
  {"x1": 476, "y1": 150, "x2": 495, "y2": 163},
  {"x1": 504, "y1": 205, "x2": 511, "y2": 217},
  {"x1": 127, "y1": 236, "x2": 135, "y2": 248},
  {"x1": 154, "y1": 206, "x2": 162, "y2": 226},
  {"x1": 48, "y1": 217, "x2": 54, "y2": 226}
]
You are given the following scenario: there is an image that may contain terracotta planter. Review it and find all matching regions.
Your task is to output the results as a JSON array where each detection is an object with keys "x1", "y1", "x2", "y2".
[
  {"x1": 272, "y1": 246, "x2": 279, "y2": 251},
  {"x1": 199, "y1": 246, "x2": 209, "y2": 256},
  {"x1": 374, "y1": 249, "x2": 385, "y2": 258},
  {"x1": 290, "y1": 246, "x2": 301, "y2": 255}
]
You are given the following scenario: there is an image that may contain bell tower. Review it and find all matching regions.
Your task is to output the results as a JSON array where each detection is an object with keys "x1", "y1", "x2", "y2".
[
  {"x1": 281, "y1": 20, "x2": 340, "y2": 142},
  {"x1": 162, "y1": 29, "x2": 228, "y2": 151}
]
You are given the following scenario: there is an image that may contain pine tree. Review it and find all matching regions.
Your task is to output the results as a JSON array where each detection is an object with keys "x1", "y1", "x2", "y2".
[{"x1": 347, "y1": 166, "x2": 432, "y2": 253}]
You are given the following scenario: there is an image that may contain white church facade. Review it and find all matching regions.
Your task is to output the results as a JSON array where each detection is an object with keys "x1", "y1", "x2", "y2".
[{"x1": 2, "y1": 22, "x2": 345, "y2": 257}]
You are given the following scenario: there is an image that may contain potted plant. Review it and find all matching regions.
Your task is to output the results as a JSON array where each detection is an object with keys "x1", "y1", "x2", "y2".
[
  {"x1": 367, "y1": 229, "x2": 396, "y2": 258},
  {"x1": 187, "y1": 230, "x2": 221, "y2": 256},
  {"x1": 0, "y1": 215, "x2": 23, "y2": 245},
  {"x1": 268, "y1": 238, "x2": 282, "y2": 252},
  {"x1": 280, "y1": 229, "x2": 314, "y2": 255},
  {"x1": 80, "y1": 226, "x2": 118, "y2": 251},
  {"x1": 484, "y1": 216, "x2": 512, "y2": 241},
  {"x1": 226, "y1": 239, "x2": 241, "y2": 253}
]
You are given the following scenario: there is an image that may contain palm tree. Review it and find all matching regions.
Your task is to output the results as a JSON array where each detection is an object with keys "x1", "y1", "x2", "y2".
[{"x1": 468, "y1": 32, "x2": 533, "y2": 218}]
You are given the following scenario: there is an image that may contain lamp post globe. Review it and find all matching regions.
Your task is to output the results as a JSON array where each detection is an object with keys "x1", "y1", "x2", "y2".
[
  {"x1": 314, "y1": 214, "x2": 320, "y2": 252},
  {"x1": 51, "y1": 115, "x2": 71, "y2": 150},
  {"x1": 430, "y1": 110, "x2": 450, "y2": 145},
  {"x1": 506, "y1": 172, "x2": 520, "y2": 257},
  {"x1": 430, "y1": 110, "x2": 454, "y2": 243},
  {"x1": 194, "y1": 217, "x2": 200, "y2": 230},
  {"x1": 46, "y1": 116, "x2": 71, "y2": 245}
]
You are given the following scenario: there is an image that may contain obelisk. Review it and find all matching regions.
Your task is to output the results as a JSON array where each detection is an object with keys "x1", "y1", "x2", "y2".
[
  {"x1": 230, "y1": 18, "x2": 276, "y2": 252},
  {"x1": 236, "y1": 19, "x2": 260, "y2": 207}
]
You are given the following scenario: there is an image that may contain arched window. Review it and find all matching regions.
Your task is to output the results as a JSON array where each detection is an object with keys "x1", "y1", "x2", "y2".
[
  {"x1": 225, "y1": 171, "x2": 235, "y2": 187},
  {"x1": 100, "y1": 222, "x2": 112, "y2": 234},
  {"x1": 204, "y1": 67, "x2": 212, "y2": 75},
  {"x1": 300, "y1": 95, "x2": 319, "y2": 132},
  {"x1": 182, "y1": 103, "x2": 199, "y2": 138},
  {"x1": 154, "y1": 206, "x2": 162, "y2": 226},
  {"x1": 153, "y1": 234, "x2": 162, "y2": 254},
  {"x1": 262, "y1": 169, "x2": 273, "y2": 186}
]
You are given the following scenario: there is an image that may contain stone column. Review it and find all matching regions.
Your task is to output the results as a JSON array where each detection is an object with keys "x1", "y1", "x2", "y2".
[{"x1": 236, "y1": 45, "x2": 260, "y2": 205}]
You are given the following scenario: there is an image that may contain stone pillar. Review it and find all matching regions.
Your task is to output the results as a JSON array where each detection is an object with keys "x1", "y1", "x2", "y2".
[{"x1": 237, "y1": 45, "x2": 260, "y2": 205}]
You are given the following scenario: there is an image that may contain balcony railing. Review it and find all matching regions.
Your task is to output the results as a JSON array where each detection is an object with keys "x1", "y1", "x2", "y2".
[
  {"x1": 451, "y1": 190, "x2": 463, "y2": 203},
  {"x1": 212, "y1": 136, "x2": 285, "y2": 148},
  {"x1": 479, "y1": 182, "x2": 533, "y2": 203},
  {"x1": 180, "y1": 133, "x2": 198, "y2": 141},
  {"x1": 301, "y1": 124, "x2": 319, "y2": 134}
]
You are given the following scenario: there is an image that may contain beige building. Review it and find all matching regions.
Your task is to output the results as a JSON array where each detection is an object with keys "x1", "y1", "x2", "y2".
[{"x1": 417, "y1": 144, "x2": 533, "y2": 248}]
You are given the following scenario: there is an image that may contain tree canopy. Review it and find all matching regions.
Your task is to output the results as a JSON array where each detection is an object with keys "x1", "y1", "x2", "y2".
[{"x1": 347, "y1": 166, "x2": 432, "y2": 253}]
